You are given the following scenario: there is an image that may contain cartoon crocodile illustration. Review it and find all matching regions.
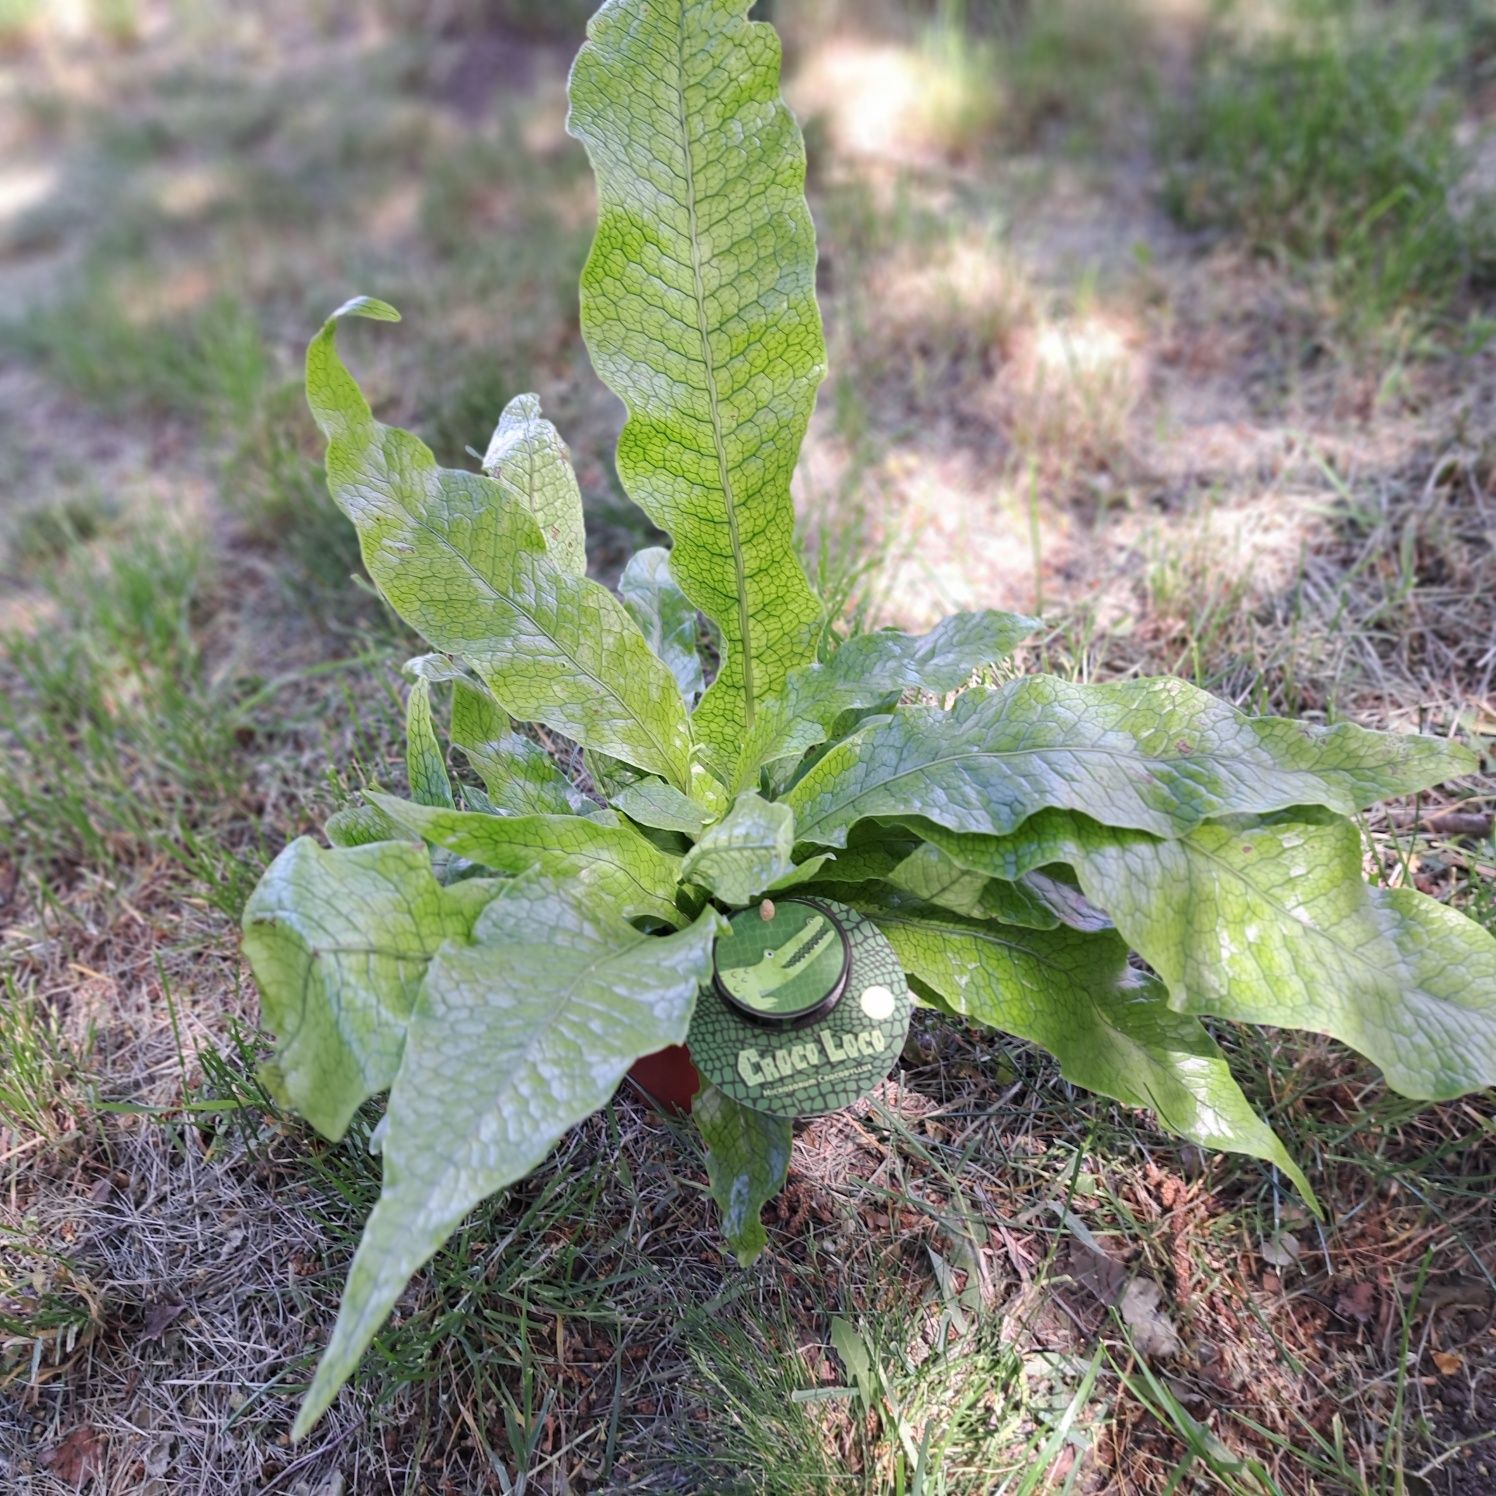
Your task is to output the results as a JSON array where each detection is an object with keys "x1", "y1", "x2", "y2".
[{"x1": 720, "y1": 913, "x2": 840, "y2": 1015}]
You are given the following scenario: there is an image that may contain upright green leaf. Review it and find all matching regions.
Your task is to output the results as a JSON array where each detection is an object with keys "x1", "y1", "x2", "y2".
[
  {"x1": 306, "y1": 298, "x2": 693, "y2": 788},
  {"x1": 1054, "y1": 814, "x2": 1496, "y2": 1101},
  {"x1": 368, "y1": 791, "x2": 684, "y2": 925},
  {"x1": 788, "y1": 677, "x2": 1473, "y2": 848},
  {"x1": 241, "y1": 839, "x2": 499, "y2": 1141},
  {"x1": 855, "y1": 891, "x2": 1312, "y2": 1201},
  {"x1": 405, "y1": 678, "x2": 455, "y2": 810},
  {"x1": 736, "y1": 610, "x2": 1039, "y2": 789},
  {"x1": 481, "y1": 393, "x2": 588, "y2": 577},
  {"x1": 292, "y1": 878, "x2": 724, "y2": 1436},
  {"x1": 694, "y1": 1083, "x2": 792, "y2": 1266},
  {"x1": 568, "y1": 0, "x2": 826, "y2": 775},
  {"x1": 620, "y1": 547, "x2": 705, "y2": 704},
  {"x1": 450, "y1": 679, "x2": 587, "y2": 818},
  {"x1": 680, "y1": 790, "x2": 795, "y2": 905}
]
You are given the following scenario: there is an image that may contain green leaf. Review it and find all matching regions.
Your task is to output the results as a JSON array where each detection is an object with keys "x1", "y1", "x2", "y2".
[
  {"x1": 292, "y1": 877, "x2": 724, "y2": 1436},
  {"x1": 401, "y1": 652, "x2": 473, "y2": 686},
  {"x1": 241, "y1": 838, "x2": 499, "y2": 1141},
  {"x1": 694, "y1": 1082, "x2": 792, "y2": 1266},
  {"x1": 449, "y1": 679, "x2": 587, "y2": 818},
  {"x1": 367, "y1": 790, "x2": 683, "y2": 925},
  {"x1": 765, "y1": 853, "x2": 838, "y2": 891},
  {"x1": 1054, "y1": 814, "x2": 1496, "y2": 1101},
  {"x1": 568, "y1": 0, "x2": 826, "y2": 777},
  {"x1": 788, "y1": 677, "x2": 1473, "y2": 848},
  {"x1": 887, "y1": 842, "x2": 1064, "y2": 930},
  {"x1": 481, "y1": 393, "x2": 588, "y2": 577},
  {"x1": 405, "y1": 678, "x2": 455, "y2": 810},
  {"x1": 325, "y1": 800, "x2": 402, "y2": 849},
  {"x1": 856, "y1": 891, "x2": 1313, "y2": 1202},
  {"x1": 306, "y1": 299, "x2": 693, "y2": 789},
  {"x1": 737, "y1": 610, "x2": 1038, "y2": 789},
  {"x1": 620, "y1": 547, "x2": 705, "y2": 704},
  {"x1": 681, "y1": 791, "x2": 795, "y2": 905},
  {"x1": 613, "y1": 778, "x2": 713, "y2": 836}
]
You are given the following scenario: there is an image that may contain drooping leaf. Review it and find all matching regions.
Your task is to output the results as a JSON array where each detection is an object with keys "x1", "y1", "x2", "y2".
[
  {"x1": 788, "y1": 677, "x2": 1473, "y2": 848},
  {"x1": 1053, "y1": 813, "x2": 1496, "y2": 1101},
  {"x1": 240, "y1": 839, "x2": 499, "y2": 1141},
  {"x1": 306, "y1": 298, "x2": 693, "y2": 789},
  {"x1": 854, "y1": 890, "x2": 1313, "y2": 1202},
  {"x1": 292, "y1": 877, "x2": 724, "y2": 1436},
  {"x1": 680, "y1": 790, "x2": 795, "y2": 905},
  {"x1": 367, "y1": 790, "x2": 683, "y2": 925},
  {"x1": 481, "y1": 392, "x2": 588, "y2": 577},
  {"x1": 405, "y1": 678, "x2": 455, "y2": 810},
  {"x1": 694, "y1": 1082, "x2": 792, "y2": 1266},
  {"x1": 613, "y1": 778, "x2": 714, "y2": 837},
  {"x1": 568, "y1": 0, "x2": 826, "y2": 777},
  {"x1": 449, "y1": 679, "x2": 588, "y2": 818},
  {"x1": 887, "y1": 842, "x2": 1063, "y2": 930},
  {"x1": 620, "y1": 547, "x2": 705, "y2": 704},
  {"x1": 909, "y1": 807, "x2": 1496, "y2": 1098},
  {"x1": 736, "y1": 609, "x2": 1039, "y2": 790}
]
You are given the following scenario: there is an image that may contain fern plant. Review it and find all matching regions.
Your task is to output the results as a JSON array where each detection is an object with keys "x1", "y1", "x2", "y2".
[{"x1": 242, "y1": 0, "x2": 1496, "y2": 1436}]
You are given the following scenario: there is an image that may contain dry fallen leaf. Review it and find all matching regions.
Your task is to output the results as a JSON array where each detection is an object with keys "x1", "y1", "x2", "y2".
[
  {"x1": 1063, "y1": 1240, "x2": 1127, "y2": 1306},
  {"x1": 41, "y1": 1424, "x2": 103, "y2": 1488},
  {"x1": 1335, "y1": 1280, "x2": 1378, "y2": 1324},
  {"x1": 1432, "y1": 1350, "x2": 1463, "y2": 1376},
  {"x1": 139, "y1": 1302, "x2": 186, "y2": 1344},
  {"x1": 1120, "y1": 1276, "x2": 1184, "y2": 1359},
  {"x1": 1260, "y1": 1231, "x2": 1302, "y2": 1270}
]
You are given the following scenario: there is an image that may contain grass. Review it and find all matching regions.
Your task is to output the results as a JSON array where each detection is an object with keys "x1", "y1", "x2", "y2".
[
  {"x1": 6, "y1": 277, "x2": 270, "y2": 424},
  {"x1": 1161, "y1": 0, "x2": 1496, "y2": 337},
  {"x1": 1, "y1": 0, "x2": 1494, "y2": 1490}
]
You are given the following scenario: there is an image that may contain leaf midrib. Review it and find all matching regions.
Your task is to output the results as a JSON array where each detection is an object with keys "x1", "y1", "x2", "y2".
[{"x1": 671, "y1": 15, "x2": 756, "y2": 732}]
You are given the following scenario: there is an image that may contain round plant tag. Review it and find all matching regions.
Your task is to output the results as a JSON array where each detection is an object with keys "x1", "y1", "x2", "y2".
[{"x1": 689, "y1": 896, "x2": 912, "y2": 1118}]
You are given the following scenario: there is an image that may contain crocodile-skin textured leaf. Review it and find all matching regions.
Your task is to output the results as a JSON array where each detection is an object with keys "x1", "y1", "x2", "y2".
[
  {"x1": 907, "y1": 808, "x2": 1496, "y2": 1099},
  {"x1": 887, "y1": 842, "x2": 1064, "y2": 930},
  {"x1": 737, "y1": 609, "x2": 1039, "y2": 789},
  {"x1": 449, "y1": 679, "x2": 588, "y2": 818},
  {"x1": 694, "y1": 1082, "x2": 791, "y2": 1266},
  {"x1": 241, "y1": 839, "x2": 500, "y2": 1141},
  {"x1": 1064, "y1": 814, "x2": 1496, "y2": 1100},
  {"x1": 481, "y1": 392, "x2": 588, "y2": 577},
  {"x1": 306, "y1": 298, "x2": 693, "y2": 788},
  {"x1": 405, "y1": 678, "x2": 455, "y2": 810},
  {"x1": 368, "y1": 791, "x2": 684, "y2": 926},
  {"x1": 612, "y1": 778, "x2": 713, "y2": 836},
  {"x1": 324, "y1": 800, "x2": 401, "y2": 849},
  {"x1": 619, "y1": 546, "x2": 705, "y2": 705},
  {"x1": 291, "y1": 876, "x2": 724, "y2": 1436},
  {"x1": 680, "y1": 790, "x2": 795, "y2": 904},
  {"x1": 568, "y1": 0, "x2": 826, "y2": 777},
  {"x1": 857, "y1": 890, "x2": 1312, "y2": 1201},
  {"x1": 788, "y1": 676, "x2": 1474, "y2": 847}
]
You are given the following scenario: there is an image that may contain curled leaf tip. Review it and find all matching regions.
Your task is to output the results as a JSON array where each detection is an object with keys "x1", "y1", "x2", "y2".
[{"x1": 329, "y1": 294, "x2": 402, "y2": 325}]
